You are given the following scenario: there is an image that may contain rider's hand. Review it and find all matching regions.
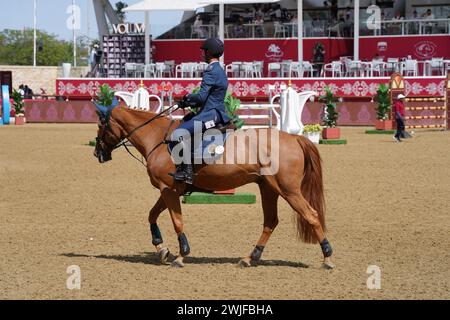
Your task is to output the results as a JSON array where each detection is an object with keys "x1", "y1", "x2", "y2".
[{"x1": 178, "y1": 99, "x2": 189, "y2": 109}]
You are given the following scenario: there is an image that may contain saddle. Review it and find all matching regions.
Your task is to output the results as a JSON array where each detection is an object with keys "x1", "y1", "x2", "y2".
[{"x1": 215, "y1": 121, "x2": 237, "y2": 134}]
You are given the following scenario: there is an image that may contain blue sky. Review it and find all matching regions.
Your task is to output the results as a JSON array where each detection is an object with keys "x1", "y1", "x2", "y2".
[{"x1": 0, "y1": 0, "x2": 183, "y2": 40}]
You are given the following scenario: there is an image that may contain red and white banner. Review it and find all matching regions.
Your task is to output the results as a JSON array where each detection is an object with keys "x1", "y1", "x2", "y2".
[
  {"x1": 360, "y1": 35, "x2": 450, "y2": 61},
  {"x1": 56, "y1": 77, "x2": 446, "y2": 99}
]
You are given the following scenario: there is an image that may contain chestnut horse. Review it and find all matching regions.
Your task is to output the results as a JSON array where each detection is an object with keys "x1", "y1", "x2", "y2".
[{"x1": 94, "y1": 104, "x2": 334, "y2": 269}]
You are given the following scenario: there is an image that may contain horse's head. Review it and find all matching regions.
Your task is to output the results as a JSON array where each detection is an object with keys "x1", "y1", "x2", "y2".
[{"x1": 93, "y1": 97, "x2": 121, "y2": 164}]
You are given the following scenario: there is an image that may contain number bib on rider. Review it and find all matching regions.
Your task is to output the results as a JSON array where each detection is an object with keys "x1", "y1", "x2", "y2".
[{"x1": 205, "y1": 120, "x2": 216, "y2": 130}]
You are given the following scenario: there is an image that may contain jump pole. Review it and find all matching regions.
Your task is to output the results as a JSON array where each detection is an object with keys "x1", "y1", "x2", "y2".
[{"x1": 1, "y1": 85, "x2": 11, "y2": 125}]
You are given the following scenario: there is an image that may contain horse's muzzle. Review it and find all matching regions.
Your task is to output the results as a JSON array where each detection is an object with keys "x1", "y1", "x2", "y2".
[{"x1": 94, "y1": 150, "x2": 112, "y2": 164}]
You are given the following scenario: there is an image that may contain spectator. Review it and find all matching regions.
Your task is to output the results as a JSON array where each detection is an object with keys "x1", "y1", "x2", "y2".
[
  {"x1": 423, "y1": 9, "x2": 435, "y2": 19},
  {"x1": 234, "y1": 16, "x2": 246, "y2": 38},
  {"x1": 393, "y1": 11, "x2": 404, "y2": 20},
  {"x1": 89, "y1": 44, "x2": 98, "y2": 69},
  {"x1": 380, "y1": 12, "x2": 387, "y2": 35},
  {"x1": 274, "y1": 5, "x2": 282, "y2": 20},
  {"x1": 343, "y1": 13, "x2": 353, "y2": 37},
  {"x1": 194, "y1": 14, "x2": 206, "y2": 38},
  {"x1": 393, "y1": 94, "x2": 407, "y2": 142},
  {"x1": 23, "y1": 85, "x2": 33, "y2": 99},
  {"x1": 254, "y1": 14, "x2": 265, "y2": 37},
  {"x1": 411, "y1": 10, "x2": 419, "y2": 19},
  {"x1": 423, "y1": 9, "x2": 435, "y2": 34}
]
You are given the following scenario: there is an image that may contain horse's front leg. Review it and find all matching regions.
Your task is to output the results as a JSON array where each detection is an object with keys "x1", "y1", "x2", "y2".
[
  {"x1": 149, "y1": 196, "x2": 170, "y2": 264},
  {"x1": 160, "y1": 188, "x2": 190, "y2": 268}
]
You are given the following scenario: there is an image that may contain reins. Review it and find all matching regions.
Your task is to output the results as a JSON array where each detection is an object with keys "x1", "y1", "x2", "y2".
[{"x1": 107, "y1": 105, "x2": 180, "y2": 168}]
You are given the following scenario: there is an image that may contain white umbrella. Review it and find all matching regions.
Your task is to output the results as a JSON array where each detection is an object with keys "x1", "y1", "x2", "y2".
[
  {"x1": 124, "y1": 0, "x2": 208, "y2": 65},
  {"x1": 198, "y1": 1, "x2": 281, "y2": 64}
]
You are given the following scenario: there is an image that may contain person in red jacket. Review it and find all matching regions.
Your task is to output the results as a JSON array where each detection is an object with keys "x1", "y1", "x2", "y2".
[{"x1": 393, "y1": 94, "x2": 406, "y2": 142}]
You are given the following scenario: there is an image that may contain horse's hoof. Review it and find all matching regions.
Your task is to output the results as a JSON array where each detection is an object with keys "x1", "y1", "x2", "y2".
[
  {"x1": 158, "y1": 247, "x2": 170, "y2": 264},
  {"x1": 171, "y1": 257, "x2": 184, "y2": 268},
  {"x1": 322, "y1": 258, "x2": 335, "y2": 270},
  {"x1": 237, "y1": 258, "x2": 251, "y2": 268}
]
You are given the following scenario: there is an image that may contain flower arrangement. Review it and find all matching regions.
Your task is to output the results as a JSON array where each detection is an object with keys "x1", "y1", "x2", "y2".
[
  {"x1": 319, "y1": 86, "x2": 339, "y2": 128},
  {"x1": 303, "y1": 124, "x2": 323, "y2": 133},
  {"x1": 374, "y1": 83, "x2": 391, "y2": 120},
  {"x1": 303, "y1": 124, "x2": 322, "y2": 144}
]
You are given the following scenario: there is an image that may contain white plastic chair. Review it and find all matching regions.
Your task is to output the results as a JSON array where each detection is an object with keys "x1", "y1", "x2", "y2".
[
  {"x1": 225, "y1": 63, "x2": 240, "y2": 78},
  {"x1": 144, "y1": 64, "x2": 156, "y2": 78},
  {"x1": 175, "y1": 63, "x2": 195, "y2": 78},
  {"x1": 322, "y1": 61, "x2": 342, "y2": 77},
  {"x1": 268, "y1": 63, "x2": 281, "y2": 77},
  {"x1": 242, "y1": 62, "x2": 254, "y2": 78},
  {"x1": 195, "y1": 62, "x2": 208, "y2": 77},
  {"x1": 401, "y1": 59, "x2": 418, "y2": 76},
  {"x1": 252, "y1": 61, "x2": 264, "y2": 78},
  {"x1": 273, "y1": 22, "x2": 287, "y2": 38},
  {"x1": 429, "y1": 58, "x2": 444, "y2": 76},
  {"x1": 124, "y1": 63, "x2": 137, "y2": 77},
  {"x1": 289, "y1": 62, "x2": 304, "y2": 78},
  {"x1": 302, "y1": 61, "x2": 314, "y2": 77}
]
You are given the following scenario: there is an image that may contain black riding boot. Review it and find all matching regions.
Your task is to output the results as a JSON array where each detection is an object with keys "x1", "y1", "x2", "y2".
[
  {"x1": 184, "y1": 164, "x2": 194, "y2": 185},
  {"x1": 174, "y1": 164, "x2": 186, "y2": 182}
]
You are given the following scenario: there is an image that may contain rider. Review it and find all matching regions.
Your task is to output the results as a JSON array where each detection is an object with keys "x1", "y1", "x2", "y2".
[{"x1": 170, "y1": 38, "x2": 230, "y2": 185}]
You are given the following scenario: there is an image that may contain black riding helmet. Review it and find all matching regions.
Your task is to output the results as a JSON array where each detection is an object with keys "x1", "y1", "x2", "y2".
[{"x1": 200, "y1": 38, "x2": 224, "y2": 58}]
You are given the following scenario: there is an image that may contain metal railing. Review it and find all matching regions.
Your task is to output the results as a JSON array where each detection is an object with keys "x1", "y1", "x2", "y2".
[
  {"x1": 362, "y1": 18, "x2": 450, "y2": 36},
  {"x1": 158, "y1": 18, "x2": 450, "y2": 40}
]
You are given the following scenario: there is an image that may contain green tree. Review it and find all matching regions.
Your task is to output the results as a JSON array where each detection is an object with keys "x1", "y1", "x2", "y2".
[
  {"x1": 0, "y1": 29, "x2": 90, "y2": 66},
  {"x1": 115, "y1": 2, "x2": 128, "y2": 23}
]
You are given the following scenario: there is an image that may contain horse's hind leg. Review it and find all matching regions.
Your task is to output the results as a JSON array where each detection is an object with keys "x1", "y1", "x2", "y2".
[
  {"x1": 239, "y1": 183, "x2": 279, "y2": 268},
  {"x1": 160, "y1": 188, "x2": 190, "y2": 268},
  {"x1": 284, "y1": 193, "x2": 334, "y2": 269},
  {"x1": 148, "y1": 196, "x2": 170, "y2": 264}
]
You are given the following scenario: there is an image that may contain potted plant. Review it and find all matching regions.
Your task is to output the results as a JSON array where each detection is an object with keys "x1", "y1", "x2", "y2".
[
  {"x1": 12, "y1": 89, "x2": 26, "y2": 125},
  {"x1": 303, "y1": 124, "x2": 322, "y2": 144},
  {"x1": 374, "y1": 83, "x2": 393, "y2": 130},
  {"x1": 190, "y1": 88, "x2": 244, "y2": 129},
  {"x1": 320, "y1": 86, "x2": 340, "y2": 139}
]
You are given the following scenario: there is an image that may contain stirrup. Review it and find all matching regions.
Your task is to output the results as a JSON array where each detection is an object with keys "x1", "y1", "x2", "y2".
[{"x1": 184, "y1": 165, "x2": 194, "y2": 185}]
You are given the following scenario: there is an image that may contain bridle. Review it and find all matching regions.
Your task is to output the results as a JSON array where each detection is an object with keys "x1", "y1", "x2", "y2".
[{"x1": 96, "y1": 103, "x2": 180, "y2": 167}]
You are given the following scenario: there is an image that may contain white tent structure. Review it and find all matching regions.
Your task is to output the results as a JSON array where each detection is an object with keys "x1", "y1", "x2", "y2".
[{"x1": 124, "y1": 0, "x2": 208, "y2": 64}]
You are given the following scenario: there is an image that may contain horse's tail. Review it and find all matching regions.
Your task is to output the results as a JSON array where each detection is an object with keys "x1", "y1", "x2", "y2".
[{"x1": 295, "y1": 136, "x2": 326, "y2": 244}]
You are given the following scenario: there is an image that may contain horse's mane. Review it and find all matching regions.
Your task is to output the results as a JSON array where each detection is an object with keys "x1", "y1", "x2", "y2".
[{"x1": 118, "y1": 106, "x2": 176, "y2": 122}]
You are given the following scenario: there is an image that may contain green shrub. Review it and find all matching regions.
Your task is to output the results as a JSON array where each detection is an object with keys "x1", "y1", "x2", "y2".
[
  {"x1": 374, "y1": 84, "x2": 391, "y2": 120},
  {"x1": 319, "y1": 86, "x2": 339, "y2": 128}
]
